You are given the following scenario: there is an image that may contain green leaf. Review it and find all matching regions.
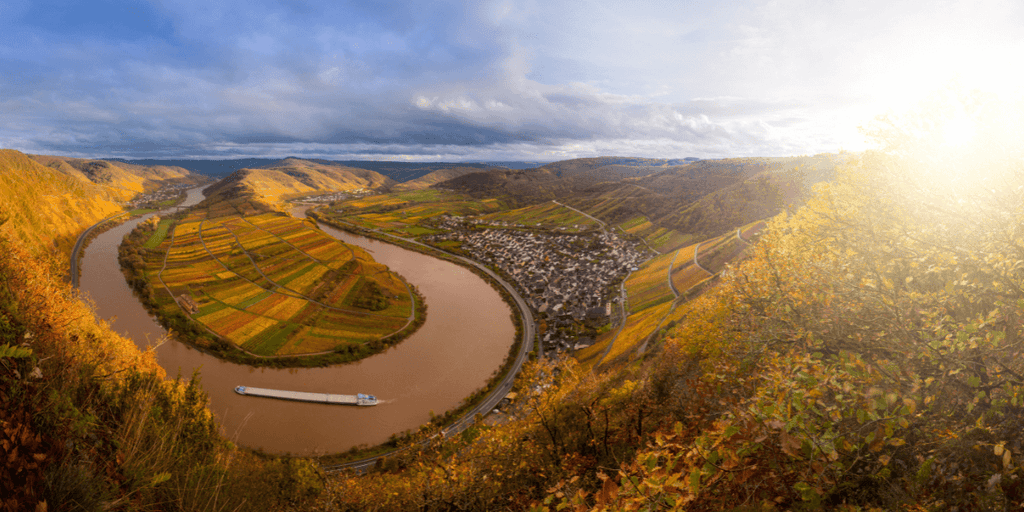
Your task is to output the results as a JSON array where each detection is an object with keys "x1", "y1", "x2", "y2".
[
  {"x1": 723, "y1": 425, "x2": 741, "y2": 439},
  {"x1": 0, "y1": 343, "x2": 32, "y2": 359},
  {"x1": 151, "y1": 472, "x2": 171, "y2": 485}
]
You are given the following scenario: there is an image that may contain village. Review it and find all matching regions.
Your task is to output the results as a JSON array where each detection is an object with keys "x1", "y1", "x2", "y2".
[
  {"x1": 125, "y1": 183, "x2": 192, "y2": 209},
  {"x1": 292, "y1": 188, "x2": 371, "y2": 204},
  {"x1": 425, "y1": 216, "x2": 648, "y2": 353}
]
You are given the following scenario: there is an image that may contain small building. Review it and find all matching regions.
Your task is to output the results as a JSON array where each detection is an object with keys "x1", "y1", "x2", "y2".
[{"x1": 178, "y1": 294, "x2": 199, "y2": 315}]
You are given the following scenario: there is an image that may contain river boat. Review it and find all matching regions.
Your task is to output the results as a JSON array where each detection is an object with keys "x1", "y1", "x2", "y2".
[{"x1": 234, "y1": 386, "x2": 378, "y2": 406}]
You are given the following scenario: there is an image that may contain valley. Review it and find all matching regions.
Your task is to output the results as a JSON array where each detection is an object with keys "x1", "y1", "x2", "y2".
[{"x1": 9, "y1": 132, "x2": 1023, "y2": 510}]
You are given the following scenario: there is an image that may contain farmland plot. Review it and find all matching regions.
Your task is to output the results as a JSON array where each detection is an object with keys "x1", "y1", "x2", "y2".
[
  {"x1": 146, "y1": 206, "x2": 420, "y2": 357},
  {"x1": 624, "y1": 251, "x2": 675, "y2": 312}
]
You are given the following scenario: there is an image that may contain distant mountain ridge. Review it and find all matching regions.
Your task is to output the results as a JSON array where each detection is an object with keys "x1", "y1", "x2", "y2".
[{"x1": 114, "y1": 158, "x2": 548, "y2": 180}]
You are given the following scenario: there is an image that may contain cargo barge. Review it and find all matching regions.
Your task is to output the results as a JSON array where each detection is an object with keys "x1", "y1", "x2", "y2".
[{"x1": 234, "y1": 386, "x2": 378, "y2": 406}]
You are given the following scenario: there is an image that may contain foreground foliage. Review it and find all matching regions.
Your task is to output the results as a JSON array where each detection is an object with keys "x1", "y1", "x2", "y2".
[{"x1": 328, "y1": 89, "x2": 1024, "y2": 511}]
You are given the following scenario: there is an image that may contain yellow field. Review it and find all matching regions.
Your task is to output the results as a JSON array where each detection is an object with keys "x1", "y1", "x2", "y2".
[
  {"x1": 624, "y1": 252, "x2": 675, "y2": 312},
  {"x1": 196, "y1": 303, "x2": 235, "y2": 322},
  {"x1": 599, "y1": 301, "x2": 674, "y2": 367}
]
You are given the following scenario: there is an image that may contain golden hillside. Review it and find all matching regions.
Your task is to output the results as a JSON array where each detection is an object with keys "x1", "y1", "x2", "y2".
[
  {"x1": 0, "y1": 150, "x2": 123, "y2": 259},
  {"x1": 29, "y1": 154, "x2": 202, "y2": 202},
  {"x1": 0, "y1": 149, "x2": 333, "y2": 510},
  {"x1": 205, "y1": 158, "x2": 395, "y2": 205}
]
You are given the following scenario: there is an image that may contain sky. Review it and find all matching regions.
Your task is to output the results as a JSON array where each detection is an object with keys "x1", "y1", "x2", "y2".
[{"x1": 1, "y1": 0, "x2": 1022, "y2": 162}]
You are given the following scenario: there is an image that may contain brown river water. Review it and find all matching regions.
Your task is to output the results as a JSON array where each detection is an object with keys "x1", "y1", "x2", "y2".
[{"x1": 78, "y1": 189, "x2": 515, "y2": 455}]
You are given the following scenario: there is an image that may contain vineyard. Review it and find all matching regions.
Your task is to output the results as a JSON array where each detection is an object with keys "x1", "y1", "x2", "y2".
[
  {"x1": 478, "y1": 201, "x2": 599, "y2": 231},
  {"x1": 334, "y1": 190, "x2": 499, "y2": 236},
  {"x1": 616, "y1": 215, "x2": 691, "y2": 252},
  {"x1": 622, "y1": 251, "x2": 676, "y2": 312},
  {"x1": 140, "y1": 208, "x2": 417, "y2": 357}
]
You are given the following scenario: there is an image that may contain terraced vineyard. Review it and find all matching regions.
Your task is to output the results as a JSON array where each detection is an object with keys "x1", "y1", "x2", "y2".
[
  {"x1": 477, "y1": 201, "x2": 599, "y2": 231},
  {"x1": 696, "y1": 222, "x2": 763, "y2": 273},
  {"x1": 670, "y1": 243, "x2": 713, "y2": 293},
  {"x1": 580, "y1": 221, "x2": 765, "y2": 370},
  {"x1": 144, "y1": 208, "x2": 418, "y2": 358},
  {"x1": 623, "y1": 251, "x2": 676, "y2": 311},
  {"x1": 616, "y1": 215, "x2": 691, "y2": 253}
]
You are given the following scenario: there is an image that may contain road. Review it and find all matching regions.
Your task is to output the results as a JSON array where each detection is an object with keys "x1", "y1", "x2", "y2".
[
  {"x1": 316, "y1": 216, "x2": 536, "y2": 473},
  {"x1": 70, "y1": 212, "x2": 129, "y2": 288},
  {"x1": 552, "y1": 200, "x2": 607, "y2": 234},
  {"x1": 692, "y1": 241, "x2": 711, "y2": 274}
]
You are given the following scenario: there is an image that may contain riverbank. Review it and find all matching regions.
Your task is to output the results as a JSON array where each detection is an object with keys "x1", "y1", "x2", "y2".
[
  {"x1": 115, "y1": 202, "x2": 429, "y2": 368},
  {"x1": 305, "y1": 208, "x2": 535, "y2": 468}
]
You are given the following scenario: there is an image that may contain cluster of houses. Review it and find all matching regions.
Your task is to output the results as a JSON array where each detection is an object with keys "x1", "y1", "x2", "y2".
[
  {"x1": 426, "y1": 216, "x2": 647, "y2": 353},
  {"x1": 293, "y1": 189, "x2": 370, "y2": 203},
  {"x1": 126, "y1": 183, "x2": 192, "y2": 208}
]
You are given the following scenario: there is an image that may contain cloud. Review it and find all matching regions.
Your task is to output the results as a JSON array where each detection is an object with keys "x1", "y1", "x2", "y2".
[{"x1": 1, "y1": 0, "x2": 1020, "y2": 160}]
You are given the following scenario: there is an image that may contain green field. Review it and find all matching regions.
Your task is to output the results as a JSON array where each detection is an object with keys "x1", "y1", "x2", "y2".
[
  {"x1": 144, "y1": 219, "x2": 174, "y2": 249},
  {"x1": 147, "y1": 208, "x2": 417, "y2": 356}
]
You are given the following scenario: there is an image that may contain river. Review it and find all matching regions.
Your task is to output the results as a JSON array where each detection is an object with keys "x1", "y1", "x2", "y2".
[{"x1": 78, "y1": 188, "x2": 515, "y2": 455}]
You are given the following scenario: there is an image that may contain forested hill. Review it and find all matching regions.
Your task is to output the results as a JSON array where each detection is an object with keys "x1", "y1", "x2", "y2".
[{"x1": 392, "y1": 166, "x2": 505, "y2": 191}]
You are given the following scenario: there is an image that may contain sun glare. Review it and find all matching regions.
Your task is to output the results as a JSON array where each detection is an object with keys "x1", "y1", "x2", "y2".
[{"x1": 941, "y1": 114, "x2": 975, "y2": 147}]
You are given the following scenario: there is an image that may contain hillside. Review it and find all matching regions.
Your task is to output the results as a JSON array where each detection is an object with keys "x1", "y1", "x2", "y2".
[
  {"x1": 436, "y1": 156, "x2": 689, "y2": 202},
  {"x1": 0, "y1": 150, "x2": 124, "y2": 260},
  {"x1": 439, "y1": 155, "x2": 837, "y2": 242},
  {"x1": 203, "y1": 158, "x2": 395, "y2": 205},
  {"x1": 436, "y1": 167, "x2": 568, "y2": 204},
  {"x1": 392, "y1": 166, "x2": 501, "y2": 191},
  {"x1": 28, "y1": 154, "x2": 206, "y2": 202},
  {"x1": 0, "y1": 149, "x2": 326, "y2": 510},
  {"x1": 562, "y1": 154, "x2": 838, "y2": 244}
]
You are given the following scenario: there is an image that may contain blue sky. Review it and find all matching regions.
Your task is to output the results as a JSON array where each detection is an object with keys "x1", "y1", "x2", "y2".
[{"x1": 1, "y1": 0, "x2": 1022, "y2": 161}]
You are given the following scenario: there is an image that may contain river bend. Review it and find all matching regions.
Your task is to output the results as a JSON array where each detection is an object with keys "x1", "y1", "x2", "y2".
[{"x1": 78, "y1": 189, "x2": 515, "y2": 454}]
